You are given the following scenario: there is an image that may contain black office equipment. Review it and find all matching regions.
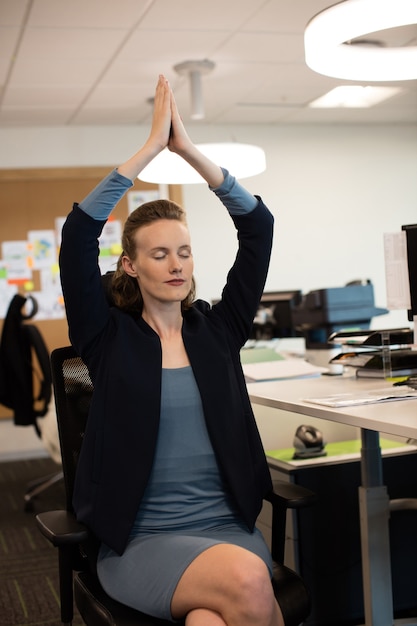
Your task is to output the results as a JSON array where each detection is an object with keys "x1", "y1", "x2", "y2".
[
  {"x1": 292, "y1": 282, "x2": 388, "y2": 348},
  {"x1": 328, "y1": 328, "x2": 417, "y2": 378},
  {"x1": 251, "y1": 290, "x2": 302, "y2": 339},
  {"x1": 402, "y1": 223, "x2": 417, "y2": 321},
  {"x1": 293, "y1": 425, "x2": 326, "y2": 460},
  {"x1": 328, "y1": 327, "x2": 414, "y2": 347}
]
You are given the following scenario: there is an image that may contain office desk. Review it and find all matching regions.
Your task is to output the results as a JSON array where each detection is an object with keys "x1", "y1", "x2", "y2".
[{"x1": 248, "y1": 375, "x2": 417, "y2": 626}]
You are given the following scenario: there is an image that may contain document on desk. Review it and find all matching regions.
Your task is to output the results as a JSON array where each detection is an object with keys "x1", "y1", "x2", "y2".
[
  {"x1": 304, "y1": 386, "x2": 417, "y2": 407},
  {"x1": 243, "y1": 359, "x2": 327, "y2": 382}
]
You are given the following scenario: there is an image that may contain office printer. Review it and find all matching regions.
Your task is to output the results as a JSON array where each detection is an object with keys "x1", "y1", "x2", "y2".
[
  {"x1": 292, "y1": 281, "x2": 387, "y2": 345},
  {"x1": 292, "y1": 281, "x2": 388, "y2": 372}
]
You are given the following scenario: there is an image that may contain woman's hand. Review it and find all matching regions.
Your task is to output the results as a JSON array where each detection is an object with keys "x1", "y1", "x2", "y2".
[
  {"x1": 167, "y1": 88, "x2": 194, "y2": 157},
  {"x1": 146, "y1": 75, "x2": 172, "y2": 154},
  {"x1": 117, "y1": 75, "x2": 172, "y2": 180},
  {"x1": 118, "y1": 75, "x2": 223, "y2": 186}
]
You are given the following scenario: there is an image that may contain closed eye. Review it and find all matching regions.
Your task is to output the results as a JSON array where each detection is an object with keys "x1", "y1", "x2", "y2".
[
  {"x1": 178, "y1": 245, "x2": 192, "y2": 259},
  {"x1": 152, "y1": 246, "x2": 192, "y2": 260}
]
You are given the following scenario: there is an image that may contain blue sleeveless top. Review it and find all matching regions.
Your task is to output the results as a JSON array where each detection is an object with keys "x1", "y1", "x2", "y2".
[{"x1": 130, "y1": 366, "x2": 241, "y2": 537}]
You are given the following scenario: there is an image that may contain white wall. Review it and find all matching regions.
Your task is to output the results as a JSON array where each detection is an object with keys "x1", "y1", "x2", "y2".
[{"x1": 1, "y1": 122, "x2": 417, "y2": 329}]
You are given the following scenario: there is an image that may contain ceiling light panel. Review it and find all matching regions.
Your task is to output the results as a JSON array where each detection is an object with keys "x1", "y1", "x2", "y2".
[{"x1": 309, "y1": 85, "x2": 403, "y2": 108}]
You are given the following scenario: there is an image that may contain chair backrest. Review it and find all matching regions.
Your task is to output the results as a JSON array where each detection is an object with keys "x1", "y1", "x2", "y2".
[
  {"x1": 0, "y1": 293, "x2": 52, "y2": 431},
  {"x1": 50, "y1": 346, "x2": 93, "y2": 512}
]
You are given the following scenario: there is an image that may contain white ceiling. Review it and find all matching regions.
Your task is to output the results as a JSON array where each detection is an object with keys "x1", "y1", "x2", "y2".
[{"x1": 1, "y1": 0, "x2": 416, "y2": 128}]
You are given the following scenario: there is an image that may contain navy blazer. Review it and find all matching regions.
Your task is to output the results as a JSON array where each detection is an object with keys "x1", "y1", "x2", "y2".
[{"x1": 60, "y1": 199, "x2": 274, "y2": 555}]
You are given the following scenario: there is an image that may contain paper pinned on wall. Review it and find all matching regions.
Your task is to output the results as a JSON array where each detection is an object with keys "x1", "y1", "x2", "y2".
[
  {"x1": 1, "y1": 240, "x2": 32, "y2": 283},
  {"x1": 0, "y1": 262, "x2": 17, "y2": 318},
  {"x1": 28, "y1": 288, "x2": 65, "y2": 320},
  {"x1": 127, "y1": 189, "x2": 160, "y2": 215},
  {"x1": 28, "y1": 230, "x2": 57, "y2": 270},
  {"x1": 98, "y1": 219, "x2": 122, "y2": 275},
  {"x1": 383, "y1": 231, "x2": 411, "y2": 310}
]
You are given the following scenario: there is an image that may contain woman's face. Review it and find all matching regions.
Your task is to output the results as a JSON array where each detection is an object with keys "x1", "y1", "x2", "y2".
[{"x1": 123, "y1": 219, "x2": 194, "y2": 308}]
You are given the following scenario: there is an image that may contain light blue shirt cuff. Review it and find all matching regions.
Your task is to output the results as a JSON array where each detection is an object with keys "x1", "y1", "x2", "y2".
[
  {"x1": 210, "y1": 168, "x2": 257, "y2": 215},
  {"x1": 79, "y1": 169, "x2": 133, "y2": 220}
]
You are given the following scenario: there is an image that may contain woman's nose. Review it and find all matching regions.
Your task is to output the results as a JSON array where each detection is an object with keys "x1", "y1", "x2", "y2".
[{"x1": 170, "y1": 256, "x2": 183, "y2": 273}]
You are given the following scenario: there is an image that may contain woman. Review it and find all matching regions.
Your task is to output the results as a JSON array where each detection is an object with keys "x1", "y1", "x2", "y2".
[{"x1": 59, "y1": 75, "x2": 282, "y2": 626}]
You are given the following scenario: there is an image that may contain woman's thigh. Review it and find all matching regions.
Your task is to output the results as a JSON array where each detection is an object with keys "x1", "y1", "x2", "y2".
[{"x1": 97, "y1": 534, "x2": 217, "y2": 620}]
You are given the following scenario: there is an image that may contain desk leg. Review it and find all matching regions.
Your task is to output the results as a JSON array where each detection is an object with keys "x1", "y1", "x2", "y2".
[{"x1": 359, "y1": 428, "x2": 394, "y2": 626}]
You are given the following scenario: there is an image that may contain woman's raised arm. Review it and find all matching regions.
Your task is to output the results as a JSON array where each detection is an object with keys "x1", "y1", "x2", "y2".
[{"x1": 118, "y1": 75, "x2": 224, "y2": 189}]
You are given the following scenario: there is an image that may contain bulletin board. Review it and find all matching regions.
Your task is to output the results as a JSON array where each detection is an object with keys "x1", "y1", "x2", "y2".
[{"x1": 0, "y1": 166, "x2": 182, "y2": 418}]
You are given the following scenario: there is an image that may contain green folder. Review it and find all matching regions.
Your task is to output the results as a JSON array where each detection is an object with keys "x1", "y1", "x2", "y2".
[
  {"x1": 240, "y1": 347, "x2": 284, "y2": 364},
  {"x1": 267, "y1": 438, "x2": 408, "y2": 463}
]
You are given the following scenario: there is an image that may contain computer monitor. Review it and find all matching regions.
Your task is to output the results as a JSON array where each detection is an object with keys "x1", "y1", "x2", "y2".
[
  {"x1": 401, "y1": 223, "x2": 417, "y2": 322},
  {"x1": 251, "y1": 290, "x2": 302, "y2": 339}
]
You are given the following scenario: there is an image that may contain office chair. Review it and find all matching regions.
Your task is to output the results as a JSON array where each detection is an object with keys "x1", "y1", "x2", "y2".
[
  {"x1": 0, "y1": 293, "x2": 63, "y2": 510},
  {"x1": 36, "y1": 346, "x2": 316, "y2": 626}
]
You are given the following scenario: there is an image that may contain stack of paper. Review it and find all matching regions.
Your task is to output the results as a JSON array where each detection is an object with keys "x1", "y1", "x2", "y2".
[
  {"x1": 242, "y1": 358, "x2": 327, "y2": 382},
  {"x1": 304, "y1": 386, "x2": 417, "y2": 407}
]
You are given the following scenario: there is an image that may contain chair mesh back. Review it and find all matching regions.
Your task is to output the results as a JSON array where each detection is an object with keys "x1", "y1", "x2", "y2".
[{"x1": 50, "y1": 346, "x2": 93, "y2": 512}]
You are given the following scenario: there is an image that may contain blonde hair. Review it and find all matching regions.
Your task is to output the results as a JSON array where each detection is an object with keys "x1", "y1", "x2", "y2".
[{"x1": 111, "y1": 199, "x2": 196, "y2": 313}]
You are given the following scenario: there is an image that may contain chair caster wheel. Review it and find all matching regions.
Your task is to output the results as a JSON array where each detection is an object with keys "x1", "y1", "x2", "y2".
[{"x1": 24, "y1": 498, "x2": 34, "y2": 512}]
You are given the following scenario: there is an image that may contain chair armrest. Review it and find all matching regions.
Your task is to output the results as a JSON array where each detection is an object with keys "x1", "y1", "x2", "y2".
[
  {"x1": 265, "y1": 479, "x2": 316, "y2": 510},
  {"x1": 265, "y1": 480, "x2": 316, "y2": 565},
  {"x1": 36, "y1": 510, "x2": 89, "y2": 547},
  {"x1": 36, "y1": 510, "x2": 89, "y2": 625}
]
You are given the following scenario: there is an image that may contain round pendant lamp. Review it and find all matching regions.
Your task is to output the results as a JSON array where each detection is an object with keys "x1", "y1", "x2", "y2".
[
  {"x1": 304, "y1": 0, "x2": 417, "y2": 81},
  {"x1": 139, "y1": 143, "x2": 266, "y2": 185}
]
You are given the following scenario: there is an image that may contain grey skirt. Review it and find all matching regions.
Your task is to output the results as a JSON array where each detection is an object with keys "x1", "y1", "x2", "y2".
[{"x1": 97, "y1": 525, "x2": 272, "y2": 622}]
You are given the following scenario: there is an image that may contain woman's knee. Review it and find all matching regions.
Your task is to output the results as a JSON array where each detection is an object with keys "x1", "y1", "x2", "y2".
[{"x1": 230, "y1": 553, "x2": 276, "y2": 622}]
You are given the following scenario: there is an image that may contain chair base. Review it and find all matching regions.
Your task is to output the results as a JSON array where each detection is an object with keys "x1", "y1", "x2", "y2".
[{"x1": 24, "y1": 470, "x2": 64, "y2": 511}]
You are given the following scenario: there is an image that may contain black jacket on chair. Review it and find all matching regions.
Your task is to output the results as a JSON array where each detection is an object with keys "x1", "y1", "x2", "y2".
[
  {"x1": 0, "y1": 294, "x2": 51, "y2": 431},
  {"x1": 59, "y1": 200, "x2": 274, "y2": 556}
]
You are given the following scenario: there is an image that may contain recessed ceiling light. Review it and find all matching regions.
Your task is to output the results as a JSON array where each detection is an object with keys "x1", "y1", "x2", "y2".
[{"x1": 309, "y1": 85, "x2": 402, "y2": 108}]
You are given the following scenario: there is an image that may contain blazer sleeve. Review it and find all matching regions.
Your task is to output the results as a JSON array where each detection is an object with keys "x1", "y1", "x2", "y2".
[
  {"x1": 213, "y1": 198, "x2": 274, "y2": 350},
  {"x1": 59, "y1": 204, "x2": 111, "y2": 358}
]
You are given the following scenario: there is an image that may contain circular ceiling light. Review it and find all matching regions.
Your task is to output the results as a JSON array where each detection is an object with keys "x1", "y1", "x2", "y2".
[
  {"x1": 138, "y1": 143, "x2": 266, "y2": 185},
  {"x1": 304, "y1": 0, "x2": 417, "y2": 81}
]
